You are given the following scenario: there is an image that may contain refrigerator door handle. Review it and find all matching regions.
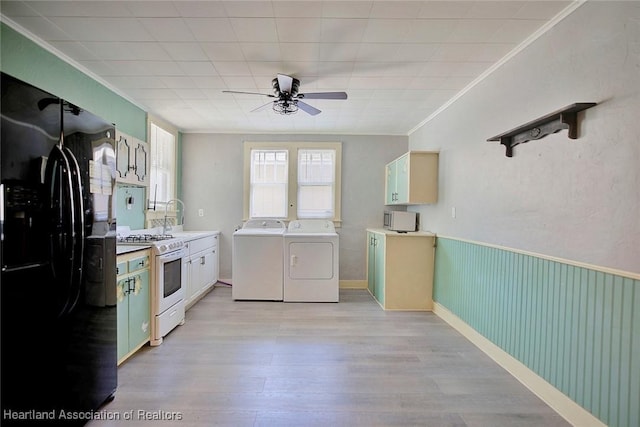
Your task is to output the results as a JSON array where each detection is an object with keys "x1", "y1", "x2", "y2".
[
  {"x1": 63, "y1": 146, "x2": 85, "y2": 313},
  {"x1": 44, "y1": 144, "x2": 75, "y2": 317}
]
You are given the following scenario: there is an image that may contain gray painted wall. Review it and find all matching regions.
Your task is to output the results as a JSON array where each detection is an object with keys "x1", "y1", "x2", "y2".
[
  {"x1": 181, "y1": 133, "x2": 408, "y2": 282},
  {"x1": 409, "y1": 1, "x2": 640, "y2": 274}
]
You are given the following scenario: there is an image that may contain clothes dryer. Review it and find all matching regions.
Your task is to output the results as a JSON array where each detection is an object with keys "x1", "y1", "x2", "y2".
[{"x1": 284, "y1": 220, "x2": 339, "y2": 302}]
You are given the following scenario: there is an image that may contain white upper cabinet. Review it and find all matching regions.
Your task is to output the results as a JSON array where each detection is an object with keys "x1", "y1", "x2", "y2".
[{"x1": 116, "y1": 130, "x2": 149, "y2": 187}]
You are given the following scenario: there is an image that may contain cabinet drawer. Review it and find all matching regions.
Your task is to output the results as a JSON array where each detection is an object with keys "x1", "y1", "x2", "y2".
[
  {"x1": 128, "y1": 255, "x2": 149, "y2": 273},
  {"x1": 117, "y1": 261, "x2": 128, "y2": 276},
  {"x1": 188, "y1": 236, "x2": 217, "y2": 254}
]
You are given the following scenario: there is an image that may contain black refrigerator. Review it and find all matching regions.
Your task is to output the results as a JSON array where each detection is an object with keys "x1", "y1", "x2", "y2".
[{"x1": 1, "y1": 72, "x2": 117, "y2": 425}]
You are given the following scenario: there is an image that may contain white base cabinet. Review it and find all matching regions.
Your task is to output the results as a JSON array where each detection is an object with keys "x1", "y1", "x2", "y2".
[{"x1": 181, "y1": 232, "x2": 219, "y2": 309}]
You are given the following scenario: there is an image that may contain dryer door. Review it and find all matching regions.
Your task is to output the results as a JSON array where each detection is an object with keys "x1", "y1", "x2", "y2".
[{"x1": 288, "y1": 242, "x2": 335, "y2": 279}]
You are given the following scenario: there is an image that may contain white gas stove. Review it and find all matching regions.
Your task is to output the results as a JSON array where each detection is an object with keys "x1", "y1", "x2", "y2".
[
  {"x1": 116, "y1": 229, "x2": 184, "y2": 255},
  {"x1": 116, "y1": 227, "x2": 186, "y2": 345}
]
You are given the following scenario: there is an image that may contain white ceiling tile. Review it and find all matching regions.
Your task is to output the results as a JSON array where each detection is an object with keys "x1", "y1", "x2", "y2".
[
  {"x1": 159, "y1": 42, "x2": 207, "y2": 61},
  {"x1": 322, "y1": 1, "x2": 373, "y2": 18},
  {"x1": 203, "y1": 43, "x2": 246, "y2": 61},
  {"x1": 138, "y1": 18, "x2": 195, "y2": 42},
  {"x1": 465, "y1": 1, "x2": 525, "y2": 19},
  {"x1": 223, "y1": 1, "x2": 275, "y2": 18},
  {"x1": 77, "y1": 60, "x2": 116, "y2": 76},
  {"x1": 406, "y1": 19, "x2": 457, "y2": 43},
  {"x1": 48, "y1": 41, "x2": 99, "y2": 61},
  {"x1": 0, "y1": 1, "x2": 40, "y2": 16},
  {"x1": 417, "y1": 1, "x2": 474, "y2": 19},
  {"x1": 49, "y1": 17, "x2": 152, "y2": 42},
  {"x1": 320, "y1": 19, "x2": 368, "y2": 42},
  {"x1": 26, "y1": 1, "x2": 132, "y2": 17},
  {"x1": 178, "y1": 61, "x2": 218, "y2": 76},
  {"x1": 221, "y1": 76, "x2": 259, "y2": 90},
  {"x1": 8, "y1": 16, "x2": 71, "y2": 41},
  {"x1": 160, "y1": 76, "x2": 196, "y2": 89},
  {"x1": 173, "y1": 1, "x2": 227, "y2": 18},
  {"x1": 280, "y1": 43, "x2": 320, "y2": 62},
  {"x1": 214, "y1": 61, "x2": 253, "y2": 76},
  {"x1": 140, "y1": 61, "x2": 184, "y2": 76},
  {"x1": 97, "y1": 60, "x2": 148, "y2": 76},
  {"x1": 123, "y1": 1, "x2": 180, "y2": 17},
  {"x1": 230, "y1": 18, "x2": 279, "y2": 42},
  {"x1": 247, "y1": 62, "x2": 286, "y2": 76},
  {"x1": 185, "y1": 18, "x2": 238, "y2": 42},
  {"x1": 106, "y1": 76, "x2": 166, "y2": 88},
  {"x1": 319, "y1": 43, "x2": 361, "y2": 62},
  {"x1": 274, "y1": 1, "x2": 323, "y2": 18},
  {"x1": 240, "y1": 43, "x2": 283, "y2": 62},
  {"x1": 174, "y1": 88, "x2": 208, "y2": 100},
  {"x1": 191, "y1": 76, "x2": 227, "y2": 89},
  {"x1": 362, "y1": 19, "x2": 409, "y2": 43},
  {"x1": 515, "y1": 1, "x2": 572, "y2": 19},
  {"x1": 490, "y1": 19, "x2": 548, "y2": 44},
  {"x1": 81, "y1": 42, "x2": 172, "y2": 61},
  {"x1": 369, "y1": 1, "x2": 423, "y2": 19},
  {"x1": 277, "y1": 18, "x2": 322, "y2": 42},
  {"x1": 448, "y1": 20, "x2": 501, "y2": 43}
]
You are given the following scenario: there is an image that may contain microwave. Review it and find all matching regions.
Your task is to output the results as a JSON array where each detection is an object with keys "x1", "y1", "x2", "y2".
[{"x1": 383, "y1": 211, "x2": 417, "y2": 232}]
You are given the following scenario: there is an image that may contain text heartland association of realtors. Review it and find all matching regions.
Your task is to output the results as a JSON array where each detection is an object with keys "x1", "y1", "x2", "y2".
[{"x1": 3, "y1": 409, "x2": 183, "y2": 421}]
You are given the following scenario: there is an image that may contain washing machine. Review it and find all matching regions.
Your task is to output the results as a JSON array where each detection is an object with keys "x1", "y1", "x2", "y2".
[
  {"x1": 284, "y1": 220, "x2": 339, "y2": 302},
  {"x1": 232, "y1": 219, "x2": 286, "y2": 301}
]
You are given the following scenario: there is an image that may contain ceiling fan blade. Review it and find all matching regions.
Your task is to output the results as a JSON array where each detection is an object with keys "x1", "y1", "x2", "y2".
[
  {"x1": 277, "y1": 74, "x2": 294, "y2": 94},
  {"x1": 299, "y1": 92, "x2": 348, "y2": 100},
  {"x1": 250, "y1": 101, "x2": 274, "y2": 113},
  {"x1": 222, "y1": 90, "x2": 275, "y2": 97},
  {"x1": 297, "y1": 101, "x2": 321, "y2": 116}
]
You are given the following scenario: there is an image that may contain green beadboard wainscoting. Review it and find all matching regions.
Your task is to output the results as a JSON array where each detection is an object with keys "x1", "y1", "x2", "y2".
[{"x1": 433, "y1": 237, "x2": 639, "y2": 427}]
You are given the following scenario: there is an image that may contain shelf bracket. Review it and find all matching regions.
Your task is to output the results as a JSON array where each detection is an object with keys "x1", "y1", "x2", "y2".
[{"x1": 487, "y1": 103, "x2": 597, "y2": 157}]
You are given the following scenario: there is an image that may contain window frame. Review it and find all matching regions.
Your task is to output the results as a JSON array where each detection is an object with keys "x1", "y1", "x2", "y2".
[
  {"x1": 243, "y1": 141, "x2": 342, "y2": 225},
  {"x1": 148, "y1": 116, "x2": 178, "y2": 210}
]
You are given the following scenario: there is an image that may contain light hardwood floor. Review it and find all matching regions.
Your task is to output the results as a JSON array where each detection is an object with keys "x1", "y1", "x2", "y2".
[{"x1": 88, "y1": 286, "x2": 570, "y2": 427}]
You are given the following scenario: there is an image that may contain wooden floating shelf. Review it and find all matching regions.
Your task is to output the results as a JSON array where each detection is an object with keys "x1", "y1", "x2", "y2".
[{"x1": 487, "y1": 103, "x2": 597, "y2": 157}]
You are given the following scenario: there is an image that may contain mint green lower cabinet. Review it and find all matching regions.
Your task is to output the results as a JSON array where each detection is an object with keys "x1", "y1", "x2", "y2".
[
  {"x1": 366, "y1": 229, "x2": 435, "y2": 310},
  {"x1": 116, "y1": 251, "x2": 150, "y2": 364},
  {"x1": 367, "y1": 232, "x2": 386, "y2": 306}
]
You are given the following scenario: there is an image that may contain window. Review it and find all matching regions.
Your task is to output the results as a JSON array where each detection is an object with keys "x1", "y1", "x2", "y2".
[
  {"x1": 149, "y1": 121, "x2": 176, "y2": 206},
  {"x1": 244, "y1": 142, "x2": 342, "y2": 223},
  {"x1": 250, "y1": 149, "x2": 288, "y2": 218},
  {"x1": 297, "y1": 149, "x2": 335, "y2": 218}
]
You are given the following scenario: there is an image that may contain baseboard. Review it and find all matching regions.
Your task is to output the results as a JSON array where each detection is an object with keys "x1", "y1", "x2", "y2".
[
  {"x1": 339, "y1": 280, "x2": 367, "y2": 289},
  {"x1": 433, "y1": 303, "x2": 606, "y2": 427}
]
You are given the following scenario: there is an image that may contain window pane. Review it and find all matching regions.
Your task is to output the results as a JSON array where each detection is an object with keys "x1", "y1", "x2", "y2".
[
  {"x1": 250, "y1": 149, "x2": 288, "y2": 218},
  {"x1": 149, "y1": 123, "x2": 175, "y2": 205},
  {"x1": 298, "y1": 149, "x2": 334, "y2": 218}
]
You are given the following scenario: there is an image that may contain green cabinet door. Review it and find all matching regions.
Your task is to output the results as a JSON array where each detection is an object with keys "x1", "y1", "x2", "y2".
[
  {"x1": 374, "y1": 234, "x2": 385, "y2": 306},
  {"x1": 367, "y1": 233, "x2": 376, "y2": 294},
  {"x1": 395, "y1": 154, "x2": 409, "y2": 203},
  {"x1": 116, "y1": 278, "x2": 130, "y2": 361},
  {"x1": 385, "y1": 161, "x2": 398, "y2": 204},
  {"x1": 128, "y1": 270, "x2": 150, "y2": 350}
]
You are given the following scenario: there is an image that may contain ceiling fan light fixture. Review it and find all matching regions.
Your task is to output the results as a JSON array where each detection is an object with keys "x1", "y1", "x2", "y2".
[{"x1": 273, "y1": 100, "x2": 298, "y2": 115}]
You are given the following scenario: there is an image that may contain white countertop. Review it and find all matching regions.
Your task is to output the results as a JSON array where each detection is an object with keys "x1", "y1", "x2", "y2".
[
  {"x1": 116, "y1": 245, "x2": 150, "y2": 256},
  {"x1": 366, "y1": 228, "x2": 436, "y2": 237},
  {"x1": 172, "y1": 230, "x2": 220, "y2": 241}
]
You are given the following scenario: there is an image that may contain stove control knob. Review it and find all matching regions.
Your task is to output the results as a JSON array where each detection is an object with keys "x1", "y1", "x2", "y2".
[{"x1": 159, "y1": 244, "x2": 167, "y2": 252}]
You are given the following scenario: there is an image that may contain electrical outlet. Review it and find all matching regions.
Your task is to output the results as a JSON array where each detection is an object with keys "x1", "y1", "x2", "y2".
[
  {"x1": 451, "y1": 207, "x2": 456, "y2": 219},
  {"x1": 198, "y1": 209, "x2": 204, "y2": 217}
]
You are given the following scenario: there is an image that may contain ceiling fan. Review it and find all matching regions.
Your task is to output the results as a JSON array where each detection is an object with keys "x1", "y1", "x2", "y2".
[{"x1": 222, "y1": 74, "x2": 347, "y2": 116}]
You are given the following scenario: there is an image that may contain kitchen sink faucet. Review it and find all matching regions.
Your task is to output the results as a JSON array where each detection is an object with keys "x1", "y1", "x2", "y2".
[{"x1": 163, "y1": 198, "x2": 185, "y2": 235}]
